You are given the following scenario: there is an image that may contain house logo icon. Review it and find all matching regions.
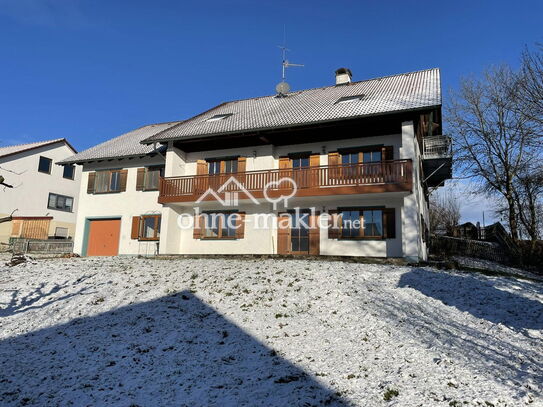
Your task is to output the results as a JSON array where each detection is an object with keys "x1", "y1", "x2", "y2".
[
  {"x1": 195, "y1": 176, "x2": 298, "y2": 209},
  {"x1": 195, "y1": 176, "x2": 260, "y2": 206}
]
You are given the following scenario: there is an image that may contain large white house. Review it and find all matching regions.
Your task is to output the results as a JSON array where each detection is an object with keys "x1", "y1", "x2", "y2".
[
  {"x1": 61, "y1": 68, "x2": 451, "y2": 261},
  {"x1": 0, "y1": 139, "x2": 81, "y2": 245}
]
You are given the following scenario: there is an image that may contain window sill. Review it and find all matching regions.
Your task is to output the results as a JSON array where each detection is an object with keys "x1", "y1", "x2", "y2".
[
  {"x1": 93, "y1": 191, "x2": 123, "y2": 195},
  {"x1": 47, "y1": 207, "x2": 73, "y2": 213},
  {"x1": 138, "y1": 238, "x2": 159, "y2": 241},
  {"x1": 336, "y1": 237, "x2": 385, "y2": 241},
  {"x1": 200, "y1": 237, "x2": 238, "y2": 240}
]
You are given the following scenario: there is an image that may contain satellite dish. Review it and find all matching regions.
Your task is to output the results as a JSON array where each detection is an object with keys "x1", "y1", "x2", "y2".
[{"x1": 276, "y1": 81, "x2": 290, "y2": 95}]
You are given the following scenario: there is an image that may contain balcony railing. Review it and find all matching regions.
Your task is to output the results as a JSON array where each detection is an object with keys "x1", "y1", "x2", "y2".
[
  {"x1": 159, "y1": 159, "x2": 413, "y2": 203},
  {"x1": 423, "y1": 135, "x2": 452, "y2": 159}
]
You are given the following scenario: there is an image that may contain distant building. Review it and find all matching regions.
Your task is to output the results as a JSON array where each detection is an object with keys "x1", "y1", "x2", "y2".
[{"x1": 0, "y1": 139, "x2": 80, "y2": 245}]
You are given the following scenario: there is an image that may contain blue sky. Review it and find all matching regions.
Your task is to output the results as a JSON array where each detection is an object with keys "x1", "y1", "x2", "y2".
[{"x1": 1, "y1": 0, "x2": 541, "y2": 223}]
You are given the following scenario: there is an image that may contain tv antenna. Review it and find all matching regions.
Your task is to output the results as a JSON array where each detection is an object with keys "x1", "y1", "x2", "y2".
[{"x1": 275, "y1": 32, "x2": 304, "y2": 95}]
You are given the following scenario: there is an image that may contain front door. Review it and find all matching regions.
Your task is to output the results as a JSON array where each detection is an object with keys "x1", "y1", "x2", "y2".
[{"x1": 290, "y1": 212, "x2": 310, "y2": 255}]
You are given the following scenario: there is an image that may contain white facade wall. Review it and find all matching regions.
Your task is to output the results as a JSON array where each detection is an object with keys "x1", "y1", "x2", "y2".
[
  {"x1": 73, "y1": 156, "x2": 164, "y2": 256},
  {"x1": 76, "y1": 129, "x2": 428, "y2": 260},
  {"x1": 0, "y1": 142, "x2": 80, "y2": 244}
]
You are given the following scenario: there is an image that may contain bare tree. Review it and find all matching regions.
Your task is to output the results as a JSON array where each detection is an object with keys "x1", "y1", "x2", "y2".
[
  {"x1": 429, "y1": 189, "x2": 461, "y2": 235},
  {"x1": 518, "y1": 45, "x2": 543, "y2": 127},
  {"x1": 446, "y1": 66, "x2": 541, "y2": 242}
]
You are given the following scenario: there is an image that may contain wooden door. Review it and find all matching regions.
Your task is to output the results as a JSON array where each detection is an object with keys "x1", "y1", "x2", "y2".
[{"x1": 87, "y1": 219, "x2": 121, "y2": 256}]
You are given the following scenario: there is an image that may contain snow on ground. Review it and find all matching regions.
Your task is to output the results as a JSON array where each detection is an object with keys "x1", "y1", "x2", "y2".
[{"x1": 0, "y1": 256, "x2": 542, "y2": 407}]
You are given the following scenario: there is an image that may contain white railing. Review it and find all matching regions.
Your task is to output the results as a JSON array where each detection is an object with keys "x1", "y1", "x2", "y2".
[{"x1": 423, "y1": 135, "x2": 452, "y2": 159}]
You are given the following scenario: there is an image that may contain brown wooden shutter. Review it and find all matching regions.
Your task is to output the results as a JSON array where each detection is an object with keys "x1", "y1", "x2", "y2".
[
  {"x1": 119, "y1": 170, "x2": 128, "y2": 192},
  {"x1": 196, "y1": 160, "x2": 207, "y2": 175},
  {"x1": 309, "y1": 154, "x2": 320, "y2": 187},
  {"x1": 328, "y1": 210, "x2": 340, "y2": 239},
  {"x1": 384, "y1": 146, "x2": 394, "y2": 161},
  {"x1": 308, "y1": 212, "x2": 320, "y2": 255},
  {"x1": 136, "y1": 168, "x2": 145, "y2": 191},
  {"x1": 277, "y1": 213, "x2": 290, "y2": 254},
  {"x1": 235, "y1": 212, "x2": 246, "y2": 239},
  {"x1": 131, "y1": 216, "x2": 140, "y2": 239},
  {"x1": 87, "y1": 172, "x2": 96, "y2": 194},
  {"x1": 193, "y1": 214, "x2": 203, "y2": 239},
  {"x1": 237, "y1": 157, "x2": 247, "y2": 184},
  {"x1": 383, "y1": 208, "x2": 396, "y2": 239},
  {"x1": 328, "y1": 152, "x2": 340, "y2": 179},
  {"x1": 310, "y1": 154, "x2": 320, "y2": 167},
  {"x1": 237, "y1": 157, "x2": 246, "y2": 172}
]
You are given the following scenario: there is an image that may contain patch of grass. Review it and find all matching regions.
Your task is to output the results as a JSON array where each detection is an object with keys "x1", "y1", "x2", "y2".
[{"x1": 383, "y1": 388, "x2": 399, "y2": 401}]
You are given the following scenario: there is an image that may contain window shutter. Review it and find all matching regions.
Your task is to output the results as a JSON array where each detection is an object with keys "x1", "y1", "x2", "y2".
[
  {"x1": 328, "y1": 152, "x2": 340, "y2": 179},
  {"x1": 196, "y1": 160, "x2": 207, "y2": 175},
  {"x1": 237, "y1": 157, "x2": 246, "y2": 173},
  {"x1": 131, "y1": 216, "x2": 140, "y2": 239},
  {"x1": 328, "y1": 152, "x2": 339, "y2": 166},
  {"x1": 308, "y1": 212, "x2": 320, "y2": 255},
  {"x1": 384, "y1": 146, "x2": 394, "y2": 161},
  {"x1": 278, "y1": 157, "x2": 291, "y2": 169},
  {"x1": 236, "y1": 157, "x2": 247, "y2": 184},
  {"x1": 277, "y1": 213, "x2": 290, "y2": 254},
  {"x1": 235, "y1": 212, "x2": 246, "y2": 239},
  {"x1": 310, "y1": 154, "x2": 320, "y2": 167},
  {"x1": 119, "y1": 170, "x2": 128, "y2": 192},
  {"x1": 193, "y1": 214, "x2": 203, "y2": 239},
  {"x1": 383, "y1": 208, "x2": 396, "y2": 239},
  {"x1": 136, "y1": 168, "x2": 145, "y2": 191},
  {"x1": 328, "y1": 210, "x2": 340, "y2": 239},
  {"x1": 87, "y1": 172, "x2": 96, "y2": 194}
]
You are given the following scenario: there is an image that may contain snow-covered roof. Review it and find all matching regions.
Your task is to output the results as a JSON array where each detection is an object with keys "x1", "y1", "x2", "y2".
[
  {"x1": 0, "y1": 138, "x2": 75, "y2": 159},
  {"x1": 59, "y1": 121, "x2": 182, "y2": 165},
  {"x1": 143, "y1": 68, "x2": 441, "y2": 144}
]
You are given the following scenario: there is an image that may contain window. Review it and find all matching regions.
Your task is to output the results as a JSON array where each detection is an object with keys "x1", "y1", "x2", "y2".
[
  {"x1": 335, "y1": 94, "x2": 365, "y2": 104},
  {"x1": 144, "y1": 166, "x2": 164, "y2": 190},
  {"x1": 202, "y1": 212, "x2": 238, "y2": 239},
  {"x1": 205, "y1": 113, "x2": 233, "y2": 122},
  {"x1": 139, "y1": 215, "x2": 161, "y2": 240},
  {"x1": 291, "y1": 156, "x2": 309, "y2": 169},
  {"x1": 63, "y1": 165, "x2": 75, "y2": 180},
  {"x1": 38, "y1": 156, "x2": 52, "y2": 174},
  {"x1": 363, "y1": 150, "x2": 382, "y2": 163},
  {"x1": 95, "y1": 170, "x2": 123, "y2": 193},
  {"x1": 339, "y1": 208, "x2": 383, "y2": 238},
  {"x1": 207, "y1": 158, "x2": 238, "y2": 175},
  {"x1": 54, "y1": 227, "x2": 69, "y2": 238},
  {"x1": 48, "y1": 193, "x2": 74, "y2": 212}
]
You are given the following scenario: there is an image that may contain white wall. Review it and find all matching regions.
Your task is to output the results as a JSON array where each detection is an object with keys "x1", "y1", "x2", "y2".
[
  {"x1": 0, "y1": 142, "x2": 80, "y2": 243},
  {"x1": 73, "y1": 156, "x2": 164, "y2": 255},
  {"x1": 168, "y1": 134, "x2": 402, "y2": 176}
]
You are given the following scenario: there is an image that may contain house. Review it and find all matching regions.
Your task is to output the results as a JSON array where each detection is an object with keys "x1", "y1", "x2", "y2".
[
  {"x1": 61, "y1": 67, "x2": 451, "y2": 261},
  {"x1": 0, "y1": 139, "x2": 80, "y2": 245}
]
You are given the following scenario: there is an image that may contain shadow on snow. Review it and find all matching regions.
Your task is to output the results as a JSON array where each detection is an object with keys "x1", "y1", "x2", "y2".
[
  {"x1": 0, "y1": 290, "x2": 349, "y2": 407},
  {"x1": 398, "y1": 268, "x2": 543, "y2": 330}
]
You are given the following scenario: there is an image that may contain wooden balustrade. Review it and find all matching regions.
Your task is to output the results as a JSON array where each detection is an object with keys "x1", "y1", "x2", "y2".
[{"x1": 158, "y1": 159, "x2": 412, "y2": 203}]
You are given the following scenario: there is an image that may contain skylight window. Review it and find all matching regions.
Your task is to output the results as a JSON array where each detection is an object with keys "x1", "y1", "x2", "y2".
[
  {"x1": 205, "y1": 113, "x2": 233, "y2": 122},
  {"x1": 335, "y1": 95, "x2": 365, "y2": 105}
]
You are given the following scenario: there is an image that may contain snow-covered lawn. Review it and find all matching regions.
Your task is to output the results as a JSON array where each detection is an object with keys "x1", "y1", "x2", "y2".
[{"x1": 0, "y1": 256, "x2": 541, "y2": 406}]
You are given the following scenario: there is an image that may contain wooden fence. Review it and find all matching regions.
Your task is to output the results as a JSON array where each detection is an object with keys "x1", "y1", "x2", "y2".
[{"x1": 429, "y1": 235, "x2": 509, "y2": 263}]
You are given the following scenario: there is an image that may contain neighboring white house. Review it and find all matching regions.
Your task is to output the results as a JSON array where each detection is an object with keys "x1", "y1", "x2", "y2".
[
  {"x1": 61, "y1": 68, "x2": 451, "y2": 262},
  {"x1": 0, "y1": 139, "x2": 81, "y2": 245}
]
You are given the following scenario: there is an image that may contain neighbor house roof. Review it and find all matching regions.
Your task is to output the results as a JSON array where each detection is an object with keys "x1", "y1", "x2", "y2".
[
  {"x1": 59, "y1": 121, "x2": 182, "y2": 165},
  {"x1": 142, "y1": 68, "x2": 441, "y2": 144},
  {"x1": 0, "y1": 138, "x2": 76, "y2": 160}
]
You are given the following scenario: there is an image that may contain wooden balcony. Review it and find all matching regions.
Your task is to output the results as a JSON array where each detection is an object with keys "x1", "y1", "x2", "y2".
[{"x1": 158, "y1": 159, "x2": 413, "y2": 203}]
